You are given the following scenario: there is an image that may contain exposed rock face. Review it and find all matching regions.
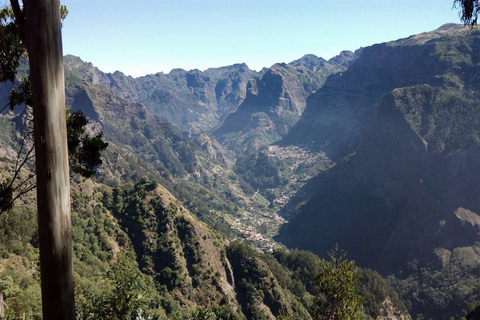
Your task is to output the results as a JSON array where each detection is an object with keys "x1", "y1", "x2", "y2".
[
  {"x1": 328, "y1": 49, "x2": 363, "y2": 68},
  {"x1": 376, "y1": 297, "x2": 412, "y2": 320},
  {"x1": 215, "y1": 53, "x2": 357, "y2": 155},
  {"x1": 65, "y1": 83, "x2": 200, "y2": 181},
  {"x1": 64, "y1": 51, "x2": 360, "y2": 155},
  {"x1": 283, "y1": 24, "x2": 472, "y2": 157},
  {"x1": 65, "y1": 55, "x2": 258, "y2": 133},
  {"x1": 277, "y1": 25, "x2": 480, "y2": 319},
  {"x1": 191, "y1": 132, "x2": 233, "y2": 168}
]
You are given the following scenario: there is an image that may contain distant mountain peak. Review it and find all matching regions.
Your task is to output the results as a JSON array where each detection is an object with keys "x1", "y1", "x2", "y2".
[
  {"x1": 386, "y1": 23, "x2": 470, "y2": 47},
  {"x1": 328, "y1": 50, "x2": 362, "y2": 68},
  {"x1": 436, "y1": 23, "x2": 465, "y2": 30},
  {"x1": 289, "y1": 54, "x2": 327, "y2": 69},
  {"x1": 168, "y1": 68, "x2": 187, "y2": 75}
]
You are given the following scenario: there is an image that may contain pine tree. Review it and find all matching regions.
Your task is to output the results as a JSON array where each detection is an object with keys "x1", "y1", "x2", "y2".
[{"x1": 314, "y1": 244, "x2": 364, "y2": 320}]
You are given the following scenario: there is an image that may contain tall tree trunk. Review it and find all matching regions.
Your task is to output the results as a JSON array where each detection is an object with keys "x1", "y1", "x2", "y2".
[
  {"x1": 0, "y1": 290, "x2": 4, "y2": 318},
  {"x1": 22, "y1": 0, "x2": 75, "y2": 318}
]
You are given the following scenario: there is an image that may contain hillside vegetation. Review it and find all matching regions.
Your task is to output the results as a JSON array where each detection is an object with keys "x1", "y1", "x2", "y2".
[{"x1": 277, "y1": 24, "x2": 480, "y2": 319}]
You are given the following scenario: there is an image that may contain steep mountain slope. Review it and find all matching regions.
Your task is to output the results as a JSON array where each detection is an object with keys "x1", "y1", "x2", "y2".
[
  {"x1": 64, "y1": 59, "x2": 296, "y2": 249},
  {"x1": 108, "y1": 180, "x2": 313, "y2": 319},
  {"x1": 283, "y1": 24, "x2": 471, "y2": 157},
  {"x1": 63, "y1": 76, "x2": 242, "y2": 233},
  {"x1": 0, "y1": 160, "x2": 410, "y2": 319},
  {"x1": 0, "y1": 96, "x2": 409, "y2": 319},
  {"x1": 107, "y1": 180, "x2": 410, "y2": 320},
  {"x1": 277, "y1": 24, "x2": 480, "y2": 319},
  {"x1": 214, "y1": 52, "x2": 359, "y2": 155},
  {"x1": 64, "y1": 55, "x2": 258, "y2": 133},
  {"x1": 1, "y1": 49, "x2": 430, "y2": 319}
]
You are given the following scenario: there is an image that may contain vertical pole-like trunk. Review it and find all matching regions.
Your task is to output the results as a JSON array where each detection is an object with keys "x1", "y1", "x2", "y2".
[
  {"x1": 23, "y1": 0, "x2": 75, "y2": 319},
  {"x1": 0, "y1": 290, "x2": 4, "y2": 318}
]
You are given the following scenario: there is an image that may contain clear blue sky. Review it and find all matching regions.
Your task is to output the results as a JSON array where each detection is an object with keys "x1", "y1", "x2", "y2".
[{"x1": 62, "y1": 0, "x2": 460, "y2": 77}]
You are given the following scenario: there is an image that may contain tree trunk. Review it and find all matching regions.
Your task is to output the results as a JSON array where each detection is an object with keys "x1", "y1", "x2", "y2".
[
  {"x1": 23, "y1": 0, "x2": 75, "y2": 318},
  {"x1": 0, "y1": 290, "x2": 4, "y2": 318}
]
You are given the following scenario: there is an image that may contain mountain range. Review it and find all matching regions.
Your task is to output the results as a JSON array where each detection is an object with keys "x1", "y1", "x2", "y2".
[
  {"x1": 214, "y1": 52, "x2": 360, "y2": 155},
  {"x1": 0, "y1": 23, "x2": 479, "y2": 319}
]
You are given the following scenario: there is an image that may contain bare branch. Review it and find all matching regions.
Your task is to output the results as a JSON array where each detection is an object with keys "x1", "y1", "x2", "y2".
[
  {"x1": 11, "y1": 172, "x2": 35, "y2": 193},
  {"x1": 10, "y1": 142, "x2": 34, "y2": 188},
  {"x1": 0, "y1": 103, "x2": 11, "y2": 115},
  {"x1": 9, "y1": 183, "x2": 36, "y2": 206}
]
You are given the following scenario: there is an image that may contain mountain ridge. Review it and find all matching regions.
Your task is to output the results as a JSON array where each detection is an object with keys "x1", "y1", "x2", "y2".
[
  {"x1": 214, "y1": 51, "x2": 360, "y2": 155},
  {"x1": 276, "y1": 23, "x2": 480, "y2": 319}
]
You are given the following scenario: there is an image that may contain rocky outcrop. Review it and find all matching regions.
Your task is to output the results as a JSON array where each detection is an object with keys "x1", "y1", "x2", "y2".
[
  {"x1": 376, "y1": 297, "x2": 412, "y2": 320},
  {"x1": 283, "y1": 24, "x2": 472, "y2": 157},
  {"x1": 215, "y1": 54, "x2": 352, "y2": 155},
  {"x1": 65, "y1": 55, "x2": 258, "y2": 133},
  {"x1": 191, "y1": 132, "x2": 233, "y2": 168}
]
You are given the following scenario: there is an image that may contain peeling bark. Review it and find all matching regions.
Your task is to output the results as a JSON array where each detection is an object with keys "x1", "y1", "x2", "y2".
[{"x1": 21, "y1": 0, "x2": 75, "y2": 318}]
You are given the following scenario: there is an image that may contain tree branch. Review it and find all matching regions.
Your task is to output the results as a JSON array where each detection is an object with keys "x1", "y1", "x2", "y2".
[
  {"x1": 10, "y1": 0, "x2": 25, "y2": 42},
  {"x1": 0, "y1": 103, "x2": 11, "y2": 115},
  {"x1": 9, "y1": 183, "x2": 36, "y2": 206},
  {"x1": 10, "y1": 142, "x2": 34, "y2": 188},
  {"x1": 11, "y1": 172, "x2": 35, "y2": 193}
]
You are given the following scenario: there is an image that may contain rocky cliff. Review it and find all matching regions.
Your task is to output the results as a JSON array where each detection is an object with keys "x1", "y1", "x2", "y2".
[
  {"x1": 277, "y1": 24, "x2": 480, "y2": 319},
  {"x1": 65, "y1": 55, "x2": 258, "y2": 133},
  {"x1": 215, "y1": 52, "x2": 359, "y2": 155}
]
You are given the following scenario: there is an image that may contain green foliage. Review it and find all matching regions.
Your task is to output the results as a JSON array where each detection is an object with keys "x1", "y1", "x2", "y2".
[
  {"x1": 272, "y1": 249, "x2": 322, "y2": 297},
  {"x1": 394, "y1": 85, "x2": 480, "y2": 154},
  {"x1": 71, "y1": 191, "x2": 118, "y2": 275},
  {"x1": 454, "y1": 0, "x2": 480, "y2": 27},
  {"x1": 0, "y1": 273, "x2": 42, "y2": 319},
  {"x1": 8, "y1": 76, "x2": 32, "y2": 108},
  {"x1": 227, "y1": 242, "x2": 310, "y2": 320},
  {"x1": 104, "y1": 179, "x2": 246, "y2": 318},
  {"x1": 0, "y1": 180, "x2": 412, "y2": 320},
  {"x1": 170, "y1": 180, "x2": 236, "y2": 235},
  {"x1": 0, "y1": 6, "x2": 23, "y2": 84},
  {"x1": 67, "y1": 109, "x2": 108, "y2": 178},
  {"x1": 357, "y1": 269, "x2": 407, "y2": 318},
  {"x1": 314, "y1": 245, "x2": 364, "y2": 320},
  {"x1": 0, "y1": 206, "x2": 37, "y2": 256},
  {"x1": 0, "y1": 206, "x2": 41, "y2": 318},
  {"x1": 0, "y1": 179, "x2": 14, "y2": 213},
  {"x1": 235, "y1": 151, "x2": 285, "y2": 190},
  {"x1": 76, "y1": 254, "x2": 158, "y2": 320},
  {"x1": 98, "y1": 115, "x2": 236, "y2": 236},
  {"x1": 389, "y1": 258, "x2": 480, "y2": 320},
  {"x1": 465, "y1": 304, "x2": 480, "y2": 320},
  {"x1": 190, "y1": 307, "x2": 217, "y2": 320}
]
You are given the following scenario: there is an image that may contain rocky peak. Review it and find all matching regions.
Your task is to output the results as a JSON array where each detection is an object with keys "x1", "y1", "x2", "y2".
[
  {"x1": 289, "y1": 54, "x2": 327, "y2": 70},
  {"x1": 64, "y1": 57, "x2": 259, "y2": 133},
  {"x1": 328, "y1": 49, "x2": 363, "y2": 67},
  {"x1": 215, "y1": 58, "x2": 348, "y2": 155}
]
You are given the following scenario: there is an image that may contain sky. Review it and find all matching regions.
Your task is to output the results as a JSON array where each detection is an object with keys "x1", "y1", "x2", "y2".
[{"x1": 61, "y1": 0, "x2": 461, "y2": 77}]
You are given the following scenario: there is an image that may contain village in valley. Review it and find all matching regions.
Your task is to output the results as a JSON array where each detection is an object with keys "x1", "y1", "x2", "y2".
[{"x1": 224, "y1": 145, "x2": 333, "y2": 252}]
